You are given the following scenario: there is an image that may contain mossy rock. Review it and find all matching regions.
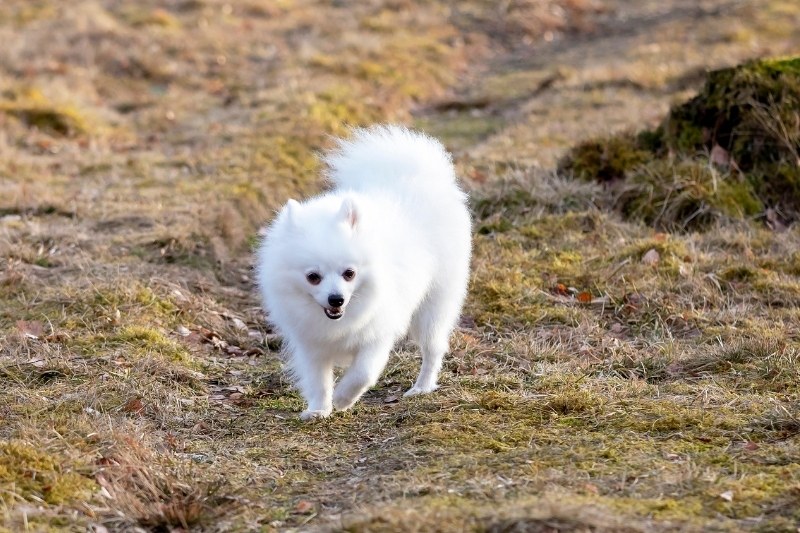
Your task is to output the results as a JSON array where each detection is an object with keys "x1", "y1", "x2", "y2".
[
  {"x1": 666, "y1": 57, "x2": 800, "y2": 165},
  {"x1": 558, "y1": 57, "x2": 800, "y2": 228}
]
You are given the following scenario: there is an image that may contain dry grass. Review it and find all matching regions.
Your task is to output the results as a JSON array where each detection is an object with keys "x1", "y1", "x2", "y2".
[{"x1": 2, "y1": 0, "x2": 800, "y2": 531}]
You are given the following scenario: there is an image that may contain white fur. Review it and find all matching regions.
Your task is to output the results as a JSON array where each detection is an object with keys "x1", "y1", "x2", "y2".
[{"x1": 256, "y1": 125, "x2": 471, "y2": 420}]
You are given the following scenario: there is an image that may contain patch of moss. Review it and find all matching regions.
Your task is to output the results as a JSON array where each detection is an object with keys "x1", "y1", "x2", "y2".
[
  {"x1": 1, "y1": 104, "x2": 88, "y2": 137},
  {"x1": 0, "y1": 440, "x2": 95, "y2": 505},
  {"x1": 119, "y1": 7, "x2": 181, "y2": 28},
  {"x1": 559, "y1": 132, "x2": 653, "y2": 182},
  {"x1": 559, "y1": 57, "x2": 800, "y2": 227},
  {"x1": 666, "y1": 58, "x2": 800, "y2": 165},
  {"x1": 619, "y1": 159, "x2": 762, "y2": 230},
  {"x1": 73, "y1": 325, "x2": 191, "y2": 363},
  {"x1": 546, "y1": 389, "x2": 602, "y2": 415},
  {"x1": 304, "y1": 85, "x2": 383, "y2": 136}
]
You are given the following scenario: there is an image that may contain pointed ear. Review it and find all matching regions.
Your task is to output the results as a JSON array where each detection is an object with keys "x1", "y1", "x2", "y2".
[
  {"x1": 284, "y1": 199, "x2": 300, "y2": 225},
  {"x1": 338, "y1": 198, "x2": 358, "y2": 230}
]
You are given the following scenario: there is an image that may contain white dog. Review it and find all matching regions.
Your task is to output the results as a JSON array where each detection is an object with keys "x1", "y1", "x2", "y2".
[{"x1": 256, "y1": 125, "x2": 471, "y2": 419}]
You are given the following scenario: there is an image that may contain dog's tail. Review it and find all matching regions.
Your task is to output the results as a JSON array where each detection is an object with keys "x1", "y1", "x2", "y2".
[{"x1": 325, "y1": 125, "x2": 458, "y2": 193}]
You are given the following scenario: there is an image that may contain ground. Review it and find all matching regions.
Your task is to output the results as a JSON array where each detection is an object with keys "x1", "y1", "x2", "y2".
[{"x1": 1, "y1": 1, "x2": 799, "y2": 531}]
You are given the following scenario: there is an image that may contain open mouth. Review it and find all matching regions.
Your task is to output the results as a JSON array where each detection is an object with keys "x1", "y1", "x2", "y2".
[{"x1": 324, "y1": 307, "x2": 344, "y2": 320}]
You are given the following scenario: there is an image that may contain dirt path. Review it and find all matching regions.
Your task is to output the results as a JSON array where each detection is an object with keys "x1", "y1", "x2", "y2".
[{"x1": 422, "y1": 0, "x2": 800, "y2": 169}]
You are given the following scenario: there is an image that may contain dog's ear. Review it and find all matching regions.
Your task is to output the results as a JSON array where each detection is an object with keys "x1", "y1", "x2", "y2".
[
  {"x1": 338, "y1": 198, "x2": 358, "y2": 230},
  {"x1": 284, "y1": 199, "x2": 300, "y2": 225}
]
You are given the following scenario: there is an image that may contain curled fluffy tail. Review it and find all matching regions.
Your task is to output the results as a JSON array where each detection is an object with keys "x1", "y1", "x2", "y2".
[{"x1": 325, "y1": 125, "x2": 457, "y2": 192}]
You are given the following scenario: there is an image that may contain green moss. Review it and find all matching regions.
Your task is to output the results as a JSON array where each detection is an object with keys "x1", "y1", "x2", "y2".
[
  {"x1": 619, "y1": 159, "x2": 762, "y2": 229},
  {"x1": 0, "y1": 441, "x2": 95, "y2": 505},
  {"x1": 666, "y1": 57, "x2": 800, "y2": 162},
  {"x1": 414, "y1": 113, "x2": 502, "y2": 152},
  {"x1": 119, "y1": 6, "x2": 181, "y2": 28},
  {"x1": 720, "y1": 265, "x2": 759, "y2": 282},
  {"x1": 561, "y1": 57, "x2": 800, "y2": 226},
  {"x1": 0, "y1": 86, "x2": 95, "y2": 136},
  {"x1": 304, "y1": 85, "x2": 382, "y2": 136},
  {"x1": 477, "y1": 218, "x2": 513, "y2": 235},
  {"x1": 546, "y1": 390, "x2": 602, "y2": 415},
  {"x1": 559, "y1": 132, "x2": 653, "y2": 182},
  {"x1": 73, "y1": 325, "x2": 191, "y2": 363},
  {"x1": 1, "y1": 104, "x2": 88, "y2": 137}
]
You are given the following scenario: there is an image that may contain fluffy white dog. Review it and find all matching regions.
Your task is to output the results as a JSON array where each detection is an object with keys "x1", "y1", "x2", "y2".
[{"x1": 256, "y1": 125, "x2": 471, "y2": 420}]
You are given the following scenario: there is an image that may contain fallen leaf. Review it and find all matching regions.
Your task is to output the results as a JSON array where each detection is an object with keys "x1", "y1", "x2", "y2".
[
  {"x1": 641, "y1": 248, "x2": 660, "y2": 266},
  {"x1": 710, "y1": 144, "x2": 730, "y2": 167},
  {"x1": 719, "y1": 490, "x2": 734, "y2": 502},
  {"x1": 384, "y1": 395, "x2": 399, "y2": 403},
  {"x1": 294, "y1": 500, "x2": 314, "y2": 514},
  {"x1": 469, "y1": 168, "x2": 488, "y2": 183},
  {"x1": 176, "y1": 325, "x2": 191, "y2": 337},
  {"x1": 224, "y1": 345, "x2": 244, "y2": 356},
  {"x1": 16, "y1": 320, "x2": 43, "y2": 339},
  {"x1": 122, "y1": 397, "x2": 145, "y2": 414}
]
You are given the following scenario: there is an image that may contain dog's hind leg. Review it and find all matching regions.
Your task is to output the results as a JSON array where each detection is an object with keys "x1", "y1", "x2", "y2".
[{"x1": 405, "y1": 288, "x2": 464, "y2": 397}]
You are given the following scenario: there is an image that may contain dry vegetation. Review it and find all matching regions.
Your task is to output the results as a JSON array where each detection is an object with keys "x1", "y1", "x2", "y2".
[{"x1": 1, "y1": 0, "x2": 800, "y2": 531}]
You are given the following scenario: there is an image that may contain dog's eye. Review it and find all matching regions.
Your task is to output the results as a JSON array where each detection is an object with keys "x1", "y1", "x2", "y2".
[
  {"x1": 342, "y1": 268, "x2": 356, "y2": 281},
  {"x1": 306, "y1": 272, "x2": 322, "y2": 285}
]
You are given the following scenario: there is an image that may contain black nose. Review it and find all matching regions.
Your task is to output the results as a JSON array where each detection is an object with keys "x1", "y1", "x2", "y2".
[{"x1": 328, "y1": 294, "x2": 344, "y2": 307}]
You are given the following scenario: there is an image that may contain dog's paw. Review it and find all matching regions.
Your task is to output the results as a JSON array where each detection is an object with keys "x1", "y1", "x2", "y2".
[
  {"x1": 403, "y1": 384, "x2": 438, "y2": 397},
  {"x1": 299, "y1": 408, "x2": 331, "y2": 421}
]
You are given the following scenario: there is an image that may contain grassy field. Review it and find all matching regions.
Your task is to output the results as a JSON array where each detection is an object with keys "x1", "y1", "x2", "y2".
[{"x1": 1, "y1": 0, "x2": 800, "y2": 531}]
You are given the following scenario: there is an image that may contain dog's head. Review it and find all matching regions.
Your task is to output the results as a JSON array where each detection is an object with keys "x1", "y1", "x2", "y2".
[{"x1": 278, "y1": 195, "x2": 370, "y2": 321}]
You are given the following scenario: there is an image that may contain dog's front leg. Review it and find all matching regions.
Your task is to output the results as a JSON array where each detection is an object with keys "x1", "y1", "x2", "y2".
[
  {"x1": 332, "y1": 341, "x2": 393, "y2": 411},
  {"x1": 291, "y1": 348, "x2": 334, "y2": 420}
]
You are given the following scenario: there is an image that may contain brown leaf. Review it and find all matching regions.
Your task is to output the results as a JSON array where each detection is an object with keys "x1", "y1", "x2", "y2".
[
  {"x1": 122, "y1": 397, "x2": 144, "y2": 414},
  {"x1": 224, "y1": 345, "x2": 244, "y2": 356},
  {"x1": 710, "y1": 144, "x2": 731, "y2": 167},
  {"x1": 294, "y1": 500, "x2": 314, "y2": 514},
  {"x1": 641, "y1": 248, "x2": 660, "y2": 266},
  {"x1": 576, "y1": 291, "x2": 592, "y2": 304},
  {"x1": 16, "y1": 320, "x2": 44, "y2": 339},
  {"x1": 384, "y1": 394, "x2": 400, "y2": 404}
]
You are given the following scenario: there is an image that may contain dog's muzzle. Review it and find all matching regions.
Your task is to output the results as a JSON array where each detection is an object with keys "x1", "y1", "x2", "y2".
[{"x1": 324, "y1": 306, "x2": 344, "y2": 320}]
